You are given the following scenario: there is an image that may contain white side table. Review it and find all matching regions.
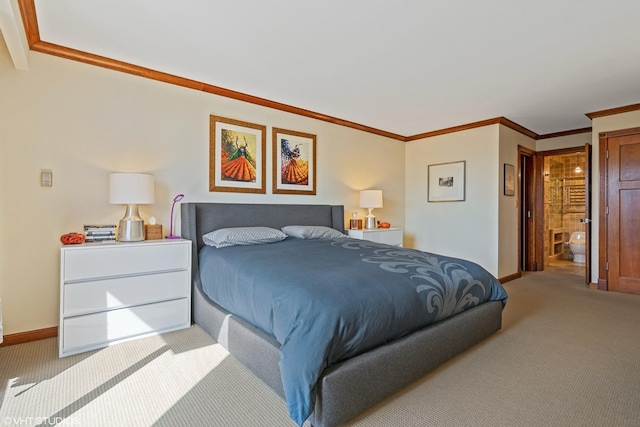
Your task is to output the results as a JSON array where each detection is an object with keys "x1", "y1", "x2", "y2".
[
  {"x1": 59, "y1": 239, "x2": 191, "y2": 357},
  {"x1": 348, "y1": 228, "x2": 403, "y2": 247}
]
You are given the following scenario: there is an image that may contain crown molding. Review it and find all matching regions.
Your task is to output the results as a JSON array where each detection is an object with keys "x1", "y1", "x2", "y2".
[
  {"x1": 536, "y1": 127, "x2": 592, "y2": 140},
  {"x1": 586, "y1": 103, "x2": 640, "y2": 119},
  {"x1": 16, "y1": 0, "x2": 605, "y2": 143},
  {"x1": 17, "y1": 1, "x2": 405, "y2": 141},
  {"x1": 406, "y1": 117, "x2": 502, "y2": 141},
  {"x1": 405, "y1": 117, "x2": 537, "y2": 141}
]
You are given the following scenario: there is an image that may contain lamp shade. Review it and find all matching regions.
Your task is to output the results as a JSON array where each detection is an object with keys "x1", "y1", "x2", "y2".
[
  {"x1": 360, "y1": 190, "x2": 383, "y2": 208},
  {"x1": 109, "y1": 173, "x2": 155, "y2": 204}
]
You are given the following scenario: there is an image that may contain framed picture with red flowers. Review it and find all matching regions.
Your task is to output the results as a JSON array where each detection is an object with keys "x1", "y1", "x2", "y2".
[
  {"x1": 272, "y1": 128, "x2": 316, "y2": 195},
  {"x1": 210, "y1": 115, "x2": 266, "y2": 193}
]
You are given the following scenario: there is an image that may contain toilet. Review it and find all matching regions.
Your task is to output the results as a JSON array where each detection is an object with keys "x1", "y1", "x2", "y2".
[{"x1": 569, "y1": 232, "x2": 586, "y2": 263}]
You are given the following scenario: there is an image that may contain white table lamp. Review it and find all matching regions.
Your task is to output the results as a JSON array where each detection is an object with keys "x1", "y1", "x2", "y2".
[
  {"x1": 360, "y1": 190, "x2": 383, "y2": 229},
  {"x1": 109, "y1": 173, "x2": 155, "y2": 241}
]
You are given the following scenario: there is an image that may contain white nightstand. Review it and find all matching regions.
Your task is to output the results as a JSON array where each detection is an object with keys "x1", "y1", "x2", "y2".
[
  {"x1": 348, "y1": 228, "x2": 403, "y2": 247},
  {"x1": 59, "y1": 239, "x2": 192, "y2": 357}
]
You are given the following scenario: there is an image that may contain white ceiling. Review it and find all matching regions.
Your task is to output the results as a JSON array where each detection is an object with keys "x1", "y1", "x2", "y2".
[{"x1": 30, "y1": 0, "x2": 640, "y2": 136}]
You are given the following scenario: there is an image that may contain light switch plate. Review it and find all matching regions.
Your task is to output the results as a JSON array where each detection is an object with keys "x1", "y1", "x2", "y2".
[{"x1": 41, "y1": 170, "x2": 53, "y2": 187}]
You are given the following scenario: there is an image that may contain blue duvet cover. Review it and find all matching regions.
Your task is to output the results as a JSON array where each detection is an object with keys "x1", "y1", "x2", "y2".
[{"x1": 198, "y1": 237, "x2": 507, "y2": 425}]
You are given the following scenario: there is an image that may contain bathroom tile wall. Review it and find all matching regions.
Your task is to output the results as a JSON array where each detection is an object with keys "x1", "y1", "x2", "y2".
[
  {"x1": 544, "y1": 152, "x2": 586, "y2": 262},
  {"x1": 562, "y1": 152, "x2": 586, "y2": 236}
]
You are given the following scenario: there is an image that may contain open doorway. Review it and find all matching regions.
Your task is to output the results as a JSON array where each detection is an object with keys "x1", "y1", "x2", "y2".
[
  {"x1": 542, "y1": 150, "x2": 586, "y2": 276},
  {"x1": 519, "y1": 144, "x2": 592, "y2": 284}
]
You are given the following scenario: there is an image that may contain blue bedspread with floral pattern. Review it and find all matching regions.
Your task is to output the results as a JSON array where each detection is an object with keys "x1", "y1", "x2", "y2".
[{"x1": 198, "y1": 237, "x2": 507, "y2": 425}]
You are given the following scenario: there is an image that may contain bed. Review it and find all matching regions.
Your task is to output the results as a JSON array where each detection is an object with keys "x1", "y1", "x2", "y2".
[{"x1": 181, "y1": 202, "x2": 507, "y2": 427}]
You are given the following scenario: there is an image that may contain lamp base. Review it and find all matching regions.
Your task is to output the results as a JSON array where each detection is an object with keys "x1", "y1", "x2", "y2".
[
  {"x1": 118, "y1": 219, "x2": 145, "y2": 241},
  {"x1": 364, "y1": 215, "x2": 377, "y2": 229},
  {"x1": 118, "y1": 204, "x2": 145, "y2": 242}
]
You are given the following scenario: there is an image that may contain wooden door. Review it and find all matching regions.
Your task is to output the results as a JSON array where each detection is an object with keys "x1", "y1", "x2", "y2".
[
  {"x1": 519, "y1": 146, "x2": 538, "y2": 271},
  {"x1": 604, "y1": 128, "x2": 640, "y2": 294},
  {"x1": 584, "y1": 143, "x2": 592, "y2": 285}
]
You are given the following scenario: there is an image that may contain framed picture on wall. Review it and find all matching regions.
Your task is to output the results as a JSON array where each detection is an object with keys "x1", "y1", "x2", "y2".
[
  {"x1": 272, "y1": 127, "x2": 316, "y2": 195},
  {"x1": 209, "y1": 115, "x2": 266, "y2": 193},
  {"x1": 504, "y1": 163, "x2": 515, "y2": 196},
  {"x1": 428, "y1": 161, "x2": 465, "y2": 202}
]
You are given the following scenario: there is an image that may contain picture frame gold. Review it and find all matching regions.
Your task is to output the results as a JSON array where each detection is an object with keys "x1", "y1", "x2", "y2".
[
  {"x1": 210, "y1": 115, "x2": 266, "y2": 193},
  {"x1": 272, "y1": 127, "x2": 316, "y2": 195}
]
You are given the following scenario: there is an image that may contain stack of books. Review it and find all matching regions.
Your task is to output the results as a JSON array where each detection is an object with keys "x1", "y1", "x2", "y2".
[{"x1": 84, "y1": 224, "x2": 117, "y2": 243}]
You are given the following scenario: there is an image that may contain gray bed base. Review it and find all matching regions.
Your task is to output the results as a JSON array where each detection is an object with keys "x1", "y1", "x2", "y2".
[{"x1": 181, "y1": 202, "x2": 503, "y2": 427}]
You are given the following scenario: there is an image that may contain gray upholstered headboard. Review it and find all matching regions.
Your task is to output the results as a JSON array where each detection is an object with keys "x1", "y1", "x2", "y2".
[{"x1": 180, "y1": 202, "x2": 345, "y2": 284}]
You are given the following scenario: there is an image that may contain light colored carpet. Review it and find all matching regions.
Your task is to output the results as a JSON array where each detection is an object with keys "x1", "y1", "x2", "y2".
[
  {"x1": 0, "y1": 327, "x2": 294, "y2": 426},
  {"x1": 1, "y1": 269, "x2": 639, "y2": 426},
  {"x1": 346, "y1": 270, "x2": 640, "y2": 426}
]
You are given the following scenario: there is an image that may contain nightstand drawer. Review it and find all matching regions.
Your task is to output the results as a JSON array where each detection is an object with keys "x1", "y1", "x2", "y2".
[
  {"x1": 375, "y1": 229, "x2": 403, "y2": 246},
  {"x1": 63, "y1": 242, "x2": 189, "y2": 282},
  {"x1": 348, "y1": 228, "x2": 403, "y2": 247},
  {"x1": 64, "y1": 270, "x2": 190, "y2": 316},
  {"x1": 62, "y1": 298, "x2": 190, "y2": 353}
]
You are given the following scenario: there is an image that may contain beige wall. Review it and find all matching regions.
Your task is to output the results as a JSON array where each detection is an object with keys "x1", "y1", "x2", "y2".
[
  {"x1": 405, "y1": 125, "x2": 500, "y2": 275},
  {"x1": 498, "y1": 126, "x2": 536, "y2": 278},
  {"x1": 0, "y1": 46, "x2": 405, "y2": 335},
  {"x1": 405, "y1": 124, "x2": 538, "y2": 279}
]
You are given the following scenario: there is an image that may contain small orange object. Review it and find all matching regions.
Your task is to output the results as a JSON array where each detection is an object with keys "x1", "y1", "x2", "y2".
[
  {"x1": 378, "y1": 221, "x2": 391, "y2": 229},
  {"x1": 60, "y1": 232, "x2": 86, "y2": 245}
]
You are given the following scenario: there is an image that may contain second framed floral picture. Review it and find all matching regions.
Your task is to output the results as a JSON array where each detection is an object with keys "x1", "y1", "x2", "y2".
[
  {"x1": 272, "y1": 128, "x2": 316, "y2": 195},
  {"x1": 210, "y1": 115, "x2": 266, "y2": 193}
]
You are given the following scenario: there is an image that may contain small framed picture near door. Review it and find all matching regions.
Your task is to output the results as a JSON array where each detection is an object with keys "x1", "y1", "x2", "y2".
[
  {"x1": 428, "y1": 161, "x2": 465, "y2": 202},
  {"x1": 504, "y1": 163, "x2": 515, "y2": 196}
]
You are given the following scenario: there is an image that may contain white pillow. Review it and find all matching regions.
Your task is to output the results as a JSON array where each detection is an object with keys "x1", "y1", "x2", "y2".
[
  {"x1": 203, "y1": 227, "x2": 287, "y2": 248},
  {"x1": 281, "y1": 225, "x2": 346, "y2": 239}
]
